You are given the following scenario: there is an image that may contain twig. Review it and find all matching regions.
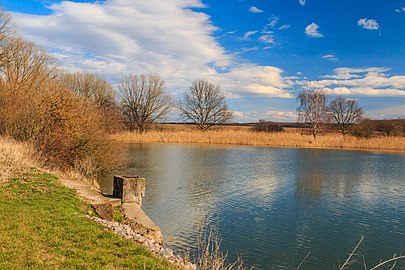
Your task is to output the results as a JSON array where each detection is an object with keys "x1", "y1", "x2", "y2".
[
  {"x1": 362, "y1": 255, "x2": 367, "y2": 270},
  {"x1": 389, "y1": 260, "x2": 397, "y2": 270},
  {"x1": 340, "y1": 235, "x2": 365, "y2": 270},
  {"x1": 370, "y1": 255, "x2": 405, "y2": 270},
  {"x1": 297, "y1": 251, "x2": 311, "y2": 270}
]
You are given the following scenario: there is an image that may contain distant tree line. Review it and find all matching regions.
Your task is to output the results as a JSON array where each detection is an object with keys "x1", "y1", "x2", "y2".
[{"x1": 295, "y1": 89, "x2": 405, "y2": 139}]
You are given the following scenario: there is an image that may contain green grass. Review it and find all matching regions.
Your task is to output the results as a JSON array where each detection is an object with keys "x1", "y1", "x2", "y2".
[
  {"x1": 0, "y1": 170, "x2": 178, "y2": 270},
  {"x1": 113, "y1": 206, "x2": 124, "y2": 223}
]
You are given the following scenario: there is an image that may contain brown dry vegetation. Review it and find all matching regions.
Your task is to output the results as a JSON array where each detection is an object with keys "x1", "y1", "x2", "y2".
[
  {"x1": 113, "y1": 124, "x2": 405, "y2": 152},
  {"x1": 0, "y1": 10, "x2": 124, "y2": 177},
  {"x1": 0, "y1": 137, "x2": 37, "y2": 182}
]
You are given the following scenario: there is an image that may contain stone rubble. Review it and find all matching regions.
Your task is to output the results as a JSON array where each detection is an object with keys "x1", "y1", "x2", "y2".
[{"x1": 86, "y1": 216, "x2": 196, "y2": 270}]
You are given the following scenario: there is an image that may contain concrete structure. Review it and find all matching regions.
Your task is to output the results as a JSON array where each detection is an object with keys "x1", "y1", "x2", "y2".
[{"x1": 113, "y1": 175, "x2": 145, "y2": 206}]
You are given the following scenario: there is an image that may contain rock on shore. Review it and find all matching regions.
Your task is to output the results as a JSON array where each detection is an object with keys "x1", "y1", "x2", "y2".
[{"x1": 87, "y1": 216, "x2": 196, "y2": 270}]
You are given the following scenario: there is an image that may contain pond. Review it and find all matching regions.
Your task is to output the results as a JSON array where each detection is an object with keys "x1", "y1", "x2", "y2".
[{"x1": 99, "y1": 143, "x2": 405, "y2": 269}]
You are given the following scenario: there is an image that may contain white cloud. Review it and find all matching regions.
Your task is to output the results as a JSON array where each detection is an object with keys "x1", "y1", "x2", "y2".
[
  {"x1": 322, "y1": 54, "x2": 338, "y2": 61},
  {"x1": 357, "y1": 18, "x2": 380, "y2": 30},
  {"x1": 305, "y1": 23, "x2": 323, "y2": 38},
  {"x1": 11, "y1": 0, "x2": 294, "y2": 100},
  {"x1": 259, "y1": 33, "x2": 275, "y2": 44},
  {"x1": 243, "y1": 30, "x2": 258, "y2": 39},
  {"x1": 278, "y1": 24, "x2": 291, "y2": 30},
  {"x1": 247, "y1": 84, "x2": 294, "y2": 98},
  {"x1": 299, "y1": 67, "x2": 405, "y2": 97},
  {"x1": 233, "y1": 110, "x2": 297, "y2": 122},
  {"x1": 268, "y1": 18, "x2": 279, "y2": 29},
  {"x1": 211, "y1": 64, "x2": 294, "y2": 98},
  {"x1": 262, "y1": 16, "x2": 279, "y2": 33},
  {"x1": 299, "y1": 0, "x2": 306, "y2": 6},
  {"x1": 249, "y1": 6, "x2": 264, "y2": 13}
]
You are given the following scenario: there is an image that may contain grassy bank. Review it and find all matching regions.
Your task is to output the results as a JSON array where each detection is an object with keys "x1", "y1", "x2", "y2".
[
  {"x1": 112, "y1": 125, "x2": 405, "y2": 152},
  {"x1": 0, "y1": 138, "x2": 177, "y2": 270}
]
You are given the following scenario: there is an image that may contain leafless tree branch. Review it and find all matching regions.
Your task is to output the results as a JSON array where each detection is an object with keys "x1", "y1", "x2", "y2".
[
  {"x1": 297, "y1": 89, "x2": 330, "y2": 138},
  {"x1": 178, "y1": 79, "x2": 233, "y2": 131},
  {"x1": 119, "y1": 74, "x2": 173, "y2": 133}
]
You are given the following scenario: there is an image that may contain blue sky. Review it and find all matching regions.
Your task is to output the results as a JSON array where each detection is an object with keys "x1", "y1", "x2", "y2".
[{"x1": 1, "y1": 0, "x2": 405, "y2": 122}]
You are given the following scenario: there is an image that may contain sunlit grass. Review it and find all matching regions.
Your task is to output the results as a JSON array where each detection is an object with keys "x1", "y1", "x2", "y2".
[
  {"x1": 0, "y1": 170, "x2": 177, "y2": 269},
  {"x1": 0, "y1": 137, "x2": 177, "y2": 270}
]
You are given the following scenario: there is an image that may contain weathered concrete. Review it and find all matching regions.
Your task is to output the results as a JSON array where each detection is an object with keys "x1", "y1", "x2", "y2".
[
  {"x1": 61, "y1": 176, "x2": 164, "y2": 245},
  {"x1": 122, "y1": 203, "x2": 163, "y2": 245},
  {"x1": 113, "y1": 175, "x2": 145, "y2": 206},
  {"x1": 60, "y1": 178, "x2": 121, "y2": 207},
  {"x1": 91, "y1": 203, "x2": 114, "y2": 221}
]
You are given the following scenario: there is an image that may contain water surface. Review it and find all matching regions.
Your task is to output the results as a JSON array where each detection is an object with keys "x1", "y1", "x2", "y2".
[{"x1": 100, "y1": 143, "x2": 405, "y2": 269}]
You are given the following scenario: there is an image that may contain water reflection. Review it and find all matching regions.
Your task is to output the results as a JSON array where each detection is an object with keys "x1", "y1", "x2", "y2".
[{"x1": 99, "y1": 144, "x2": 405, "y2": 270}]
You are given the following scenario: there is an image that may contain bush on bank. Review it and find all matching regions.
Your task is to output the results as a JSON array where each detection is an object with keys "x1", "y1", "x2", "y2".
[{"x1": 0, "y1": 10, "x2": 124, "y2": 177}]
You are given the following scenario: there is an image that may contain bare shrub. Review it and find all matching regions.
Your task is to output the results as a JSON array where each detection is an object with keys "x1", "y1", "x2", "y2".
[
  {"x1": 0, "y1": 36, "x2": 56, "y2": 91},
  {"x1": 33, "y1": 83, "x2": 124, "y2": 176},
  {"x1": 375, "y1": 120, "x2": 400, "y2": 137},
  {"x1": 0, "y1": 9, "x2": 124, "y2": 176},
  {"x1": 350, "y1": 119, "x2": 376, "y2": 139},
  {"x1": 194, "y1": 222, "x2": 253, "y2": 270},
  {"x1": 59, "y1": 71, "x2": 123, "y2": 133},
  {"x1": 252, "y1": 121, "x2": 284, "y2": 133},
  {"x1": 0, "y1": 37, "x2": 56, "y2": 139}
]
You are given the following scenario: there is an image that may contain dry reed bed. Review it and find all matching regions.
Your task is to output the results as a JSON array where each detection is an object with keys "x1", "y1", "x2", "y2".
[
  {"x1": 113, "y1": 130, "x2": 405, "y2": 152},
  {"x1": 0, "y1": 137, "x2": 38, "y2": 181}
]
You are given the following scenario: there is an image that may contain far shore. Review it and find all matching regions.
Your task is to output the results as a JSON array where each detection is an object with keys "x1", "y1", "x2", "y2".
[{"x1": 111, "y1": 124, "x2": 405, "y2": 154}]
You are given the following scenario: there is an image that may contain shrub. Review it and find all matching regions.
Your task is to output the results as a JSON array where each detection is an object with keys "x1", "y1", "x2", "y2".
[
  {"x1": 59, "y1": 71, "x2": 124, "y2": 134},
  {"x1": 350, "y1": 119, "x2": 376, "y2": 138},
  {"x1": 375, "y1": 120, "x2": 402, "y2": 137},
  {"x1": 33, "y1": 84, "x2": 124, "y2": 176},
  {"x1": 252, "y1": 121, "x2": 284, "y2": 133},
  {"x1": 0, "y1": 10, "x2": 124, "y2": 177}
]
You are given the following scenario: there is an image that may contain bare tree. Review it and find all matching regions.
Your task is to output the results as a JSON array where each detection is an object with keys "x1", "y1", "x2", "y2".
[
  {"x1": 0, "y1": 37, "x2": 56, "y2": 92},
  {"x1": 0, "y1": 9, "x2": 15, "y2": 65},
  {"x1": 119, "y1": 74, "x2": 173, "y2": 133},
  {"x1": 376, "y1": 120, "x2": 397, "y2": 137},
  {"x1": 328, "y1": 97, "x2": 364, "y2": 136},
  {"x1": 297, "y1": 89, "x2": 329, "y2": 138},
  {"x1": 59, "y1": 71, "x2": 117, "y2": 110},
  {"x1": 0, "y1": 34, "x2": 56, "y2": 139},
  {"x1": 178, "y1": 79, "x2": 233, "y2": 131},
  {"x1": 59, "y1": 71, "x2": 123, "y2": 133}
]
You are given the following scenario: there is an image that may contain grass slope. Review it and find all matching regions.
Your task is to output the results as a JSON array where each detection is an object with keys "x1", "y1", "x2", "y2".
[{"x1": 0, "y1": 170, "x2": 177, "y2": 270}]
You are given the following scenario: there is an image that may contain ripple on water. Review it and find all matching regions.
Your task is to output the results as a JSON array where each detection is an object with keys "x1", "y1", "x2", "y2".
[{"x1": 101, "y1": 144, "x2": 405, "y2": 270}]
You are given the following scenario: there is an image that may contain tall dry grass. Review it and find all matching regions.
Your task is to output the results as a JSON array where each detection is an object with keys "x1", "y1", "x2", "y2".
[
  {"x1": 194, "y1": 223, "x2": 253, "y2": 270},
  {"x1": 113, "y1": 127, "x2": 405, "y2": 152},
  {"x1": 0, "y1": 137, "x2": 38, "y2": 181}
]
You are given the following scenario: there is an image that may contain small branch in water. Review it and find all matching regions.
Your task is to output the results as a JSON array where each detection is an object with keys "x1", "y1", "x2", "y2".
[
  {"x1": 340, "y1": 235, "x2": 365, "y2": 270},
  {"x1": 297, "y1": 251, "x2": 311, "y2": 270},
  {"x1": 370, "y1": 255, "x2": 405, "y2": 270}
]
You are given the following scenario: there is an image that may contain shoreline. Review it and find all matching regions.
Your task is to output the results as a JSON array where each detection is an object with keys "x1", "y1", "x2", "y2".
[
  {"x1": 121, "y1": 140, "x2": 405, "y2": 155},
  {"x1": 112, "y1": 130, "x2": 405, "y2": 155},
  {"x1": 60, "y1": 175, "x2": 194, "y2": 269}
]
